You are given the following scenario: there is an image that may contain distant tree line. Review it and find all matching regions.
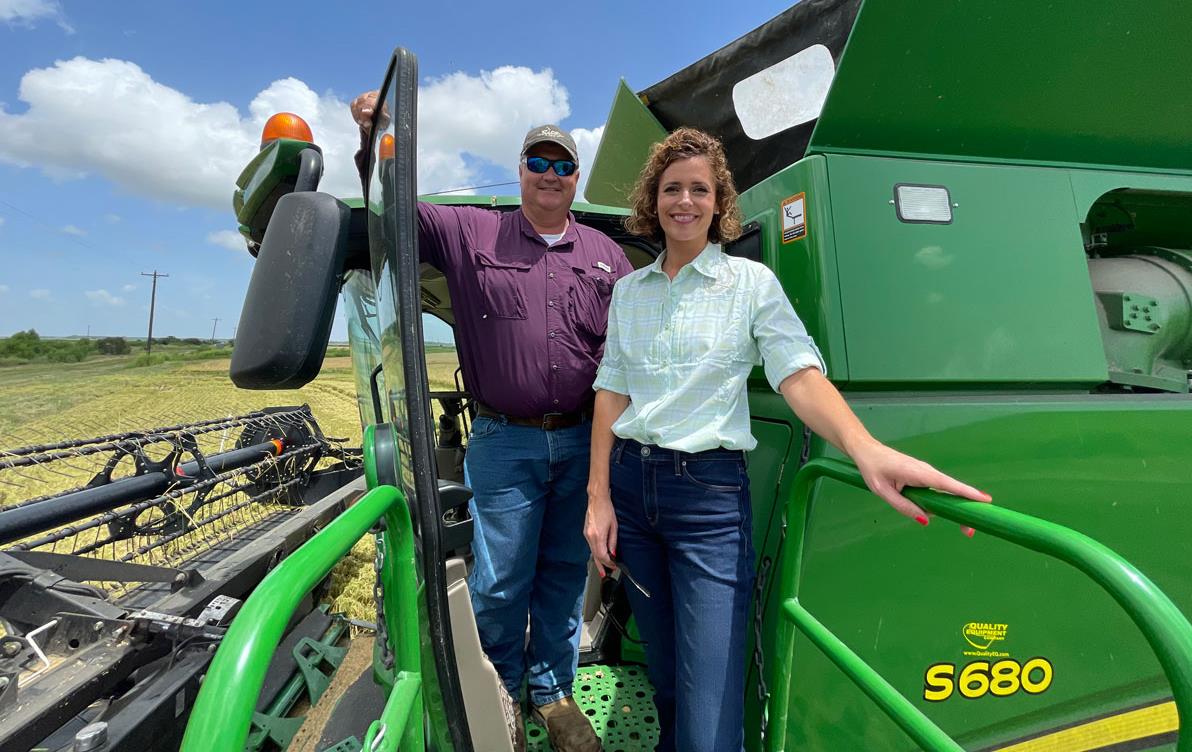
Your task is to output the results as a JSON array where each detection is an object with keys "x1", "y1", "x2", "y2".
[
  {"x1": 0, "y1": 329, "x2": 97, "y2": 364},
  {"x1": 0, "y1": 330, "x2": 230, "y2": 366}
]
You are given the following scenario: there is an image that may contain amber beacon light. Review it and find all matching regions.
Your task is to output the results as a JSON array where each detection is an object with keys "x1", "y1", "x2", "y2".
[
  {"x1": 379, "y1": 133, "x2": 396, "y2": 161},
  {"x1": 260, "y1": 112, "x2": 314, "y2": 149}
]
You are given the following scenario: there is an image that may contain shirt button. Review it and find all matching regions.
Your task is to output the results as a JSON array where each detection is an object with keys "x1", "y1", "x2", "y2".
[
  {"x1": 553, "y1": 399, "x2": 560, "y2": 405},
  {"x1": 549, "y1": 331, "x2": 556, "y2": 338},
  {"x1": 548, "y1": 272, "x2": 556, "y2": 279},
  {"x1": 551, "y1": 364, "x2": 558, "y2": 371},
  {"x1": 640, "y1": 446, "x2": 651, "y2": 457},
  {"x1": 548, "y1": 300, "x2": 555, "y2": 307},
  {"x1": 481, "y1": 313, "x2": 488, "y2": 319}
]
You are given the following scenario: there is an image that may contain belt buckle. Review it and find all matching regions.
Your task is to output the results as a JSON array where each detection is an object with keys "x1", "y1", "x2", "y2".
[{"x1": 541, "y1": 412, "x2": 564, "y2": 431}]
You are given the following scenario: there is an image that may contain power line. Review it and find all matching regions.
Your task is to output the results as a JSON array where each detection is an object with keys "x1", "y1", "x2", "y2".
[
  {"x1": 421, "y1": 181, "x2": 519, "y2": 196},
  {"x1": 0, "y1": 198, "x2": 95, "y2": 251},
  {"x1": 140, "y1": 271, "x2": 168, "y2": 357}
]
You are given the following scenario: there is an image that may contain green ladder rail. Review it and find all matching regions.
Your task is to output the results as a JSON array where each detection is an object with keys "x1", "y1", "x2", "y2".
[
  {"x1": 766, "y1": 458, "x2": 1192, "y2": 752},
  {"x1": 181, "y1": 484, "x2": 424, "y2": 752}
]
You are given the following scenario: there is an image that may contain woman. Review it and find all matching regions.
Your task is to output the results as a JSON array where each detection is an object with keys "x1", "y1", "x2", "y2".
[{"x1": 584, "y1": 128, "x2": 990, "y2": 752}]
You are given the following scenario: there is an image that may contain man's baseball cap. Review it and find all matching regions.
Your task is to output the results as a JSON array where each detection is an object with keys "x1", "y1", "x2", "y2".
[{"x1": 521, "y1": 124, "x2": 579, "y2": 163}]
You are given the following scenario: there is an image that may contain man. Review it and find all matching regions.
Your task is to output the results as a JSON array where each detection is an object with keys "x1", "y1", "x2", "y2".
[{"x1": 353, "y1": 91, "x2": 632, "y2": 752}]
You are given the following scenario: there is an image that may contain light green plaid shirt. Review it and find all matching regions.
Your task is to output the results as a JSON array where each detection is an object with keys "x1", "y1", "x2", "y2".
[{"x1": 594, "y1": 243, "x2": 825, "y2": 452}]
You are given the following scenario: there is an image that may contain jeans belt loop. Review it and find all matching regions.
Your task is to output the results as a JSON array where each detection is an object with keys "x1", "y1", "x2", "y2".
[
  {"x1": 613, "y1": 438, "x2": 626, "y2": 465},
  {"x1": 673, "y1": 449, "x2": 682, "y2": 476}
]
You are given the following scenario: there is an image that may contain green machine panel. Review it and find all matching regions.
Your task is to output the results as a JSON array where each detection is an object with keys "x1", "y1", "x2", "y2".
[
  {"x1": 810, "y1": 0, "x2": 1192, "y2": 174},
  {"x1": 779, "y1": 394, "x2": 1192, "y2": 751},
  {"x1": 826, "y1": 154, "x2": 1108, "y2": 386}
]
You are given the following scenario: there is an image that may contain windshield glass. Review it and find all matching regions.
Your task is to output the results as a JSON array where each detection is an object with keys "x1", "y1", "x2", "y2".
[
  {"x1": 341, "y1": 270, "x2": 386, "y2": 427},
  {"x1": 367, "y1": 82, "x2": 416, "y2": 498}
]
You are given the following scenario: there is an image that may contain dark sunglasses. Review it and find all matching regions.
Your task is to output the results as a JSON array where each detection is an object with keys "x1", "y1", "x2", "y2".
[{"x1": 523, "y1": 156, "x2": 578, "y2": 177}]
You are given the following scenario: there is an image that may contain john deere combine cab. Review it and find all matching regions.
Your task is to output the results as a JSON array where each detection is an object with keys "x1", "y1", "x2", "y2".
[{"x1": 6, "y1": 1, "x2": 1192, "y2": 750}]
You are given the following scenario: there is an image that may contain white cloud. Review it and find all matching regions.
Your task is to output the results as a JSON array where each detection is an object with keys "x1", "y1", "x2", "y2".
[
  {"x1": 207, "y1": 229, "x2": 248, "y2": 252},
  {"x1": 61, "y1": 224, "x2": 86, "y2": 236},
  {"x1": 0, "y1": 284, "x2": 9, "y2": 293},
  {"x1": 571, "y1": 125, "x2": 605, "y2": 201},
  {"x1": 104, "y1": 213, "x2": 121, "y2": 224},
  {"x1": 29, "y1": 288, "x2": 51, "y2": 300},
  {"x1": 0, "y1": 57, "x2": 600, "y2": 210},
  {"x1": 417, "y1": 66, "x2": 571, "y2": 192},
  {"x1": 85, "y1": 288, "x2": 125, "y2": 306},
  {"x1": 0, "y1": 0, "x2": 69, "y2": 31},
  {"x1": 121, "y1": 283, "x2": 136, "y2": 292}
]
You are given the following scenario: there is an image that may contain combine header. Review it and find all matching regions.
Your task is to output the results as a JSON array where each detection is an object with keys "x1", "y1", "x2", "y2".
[{"x1": 0, "y1": 408, "x2": 362, "y2": 751}]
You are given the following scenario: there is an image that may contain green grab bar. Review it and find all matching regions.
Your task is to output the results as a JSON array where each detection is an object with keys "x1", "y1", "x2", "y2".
[
  {"x1": 181, "y1": 484, "x2": 423, "y2": 752},
  {"x1": 768, "y1": 458, "x2": 1192, "y2": 752},
  {"x1": 363, "y1": 671, "x2": 423, "y2": 752},
  {"x1": 783, "y1": 599, "x2": 964, "y2": 752}
]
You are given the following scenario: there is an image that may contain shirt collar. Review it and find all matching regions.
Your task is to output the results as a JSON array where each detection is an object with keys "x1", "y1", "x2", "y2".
[
  {"x1": 517, "y1": 208, "x2": 577, "y2": 248},
  {"x1": 647, "y1": 242, "x2": 724, "y2": 279}
]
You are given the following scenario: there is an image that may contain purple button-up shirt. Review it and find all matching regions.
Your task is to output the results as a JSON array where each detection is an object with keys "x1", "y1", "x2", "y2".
[{"x1": 417, "y1": 203, "x2": 632, "y2": 418}]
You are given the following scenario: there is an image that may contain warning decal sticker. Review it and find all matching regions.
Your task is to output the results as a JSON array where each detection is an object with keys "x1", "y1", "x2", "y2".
[{"x1": 781, "y1": 193, "x2": 807, "y2": 243}]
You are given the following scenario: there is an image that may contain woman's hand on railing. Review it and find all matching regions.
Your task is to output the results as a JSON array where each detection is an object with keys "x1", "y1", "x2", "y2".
[{"x1": 849, "y1": 437, "x2": 992, "y2": 537}]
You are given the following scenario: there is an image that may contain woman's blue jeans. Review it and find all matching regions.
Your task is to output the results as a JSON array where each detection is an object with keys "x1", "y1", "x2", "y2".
[
  {"x1": 464, "y1": 415, "x2": 591, "y2": 706},
  {"x1": 610, "y1": 438, "x2": 755, "y2": 752}
]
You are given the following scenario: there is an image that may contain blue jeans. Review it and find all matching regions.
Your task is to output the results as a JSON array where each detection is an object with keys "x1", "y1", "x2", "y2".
[
  {"x1": 464, "y1": 416, "x2": 591, "y2": 706},
  {"x1": 610, "y1": 438, "x2": 754, "y2": 752}
]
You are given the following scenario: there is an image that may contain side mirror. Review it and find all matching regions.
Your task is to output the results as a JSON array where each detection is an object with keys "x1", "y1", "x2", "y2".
[{"x1": 230, "y1": 191, "x2": 350, "y2": 389}]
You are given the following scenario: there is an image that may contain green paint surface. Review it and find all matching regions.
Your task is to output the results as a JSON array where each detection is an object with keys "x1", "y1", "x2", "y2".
[
  {"x1": 811, "y1": 1, "x2": 1192, "y2": 174},
  {"x1": 745, "y1": 393, "x2": 1192, "y2": 751}
]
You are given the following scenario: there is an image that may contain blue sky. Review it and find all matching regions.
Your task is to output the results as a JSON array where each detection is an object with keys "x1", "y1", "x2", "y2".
[{"x1": 0, "y1": 0, "x2": 794, "y2": 342}]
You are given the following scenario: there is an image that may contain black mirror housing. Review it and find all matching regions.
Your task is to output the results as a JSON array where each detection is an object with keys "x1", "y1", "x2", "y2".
[{"x1": 230, "y1": 191, "x2": 350, "y2": 389}]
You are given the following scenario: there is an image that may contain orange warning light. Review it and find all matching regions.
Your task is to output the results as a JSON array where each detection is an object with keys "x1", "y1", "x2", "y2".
[
  {"x1": 379, "y1": 133, "x2": 396, "y2": 161},
  {"x1": 260, "y1": 113, "x2": 314, "y2": 148}
]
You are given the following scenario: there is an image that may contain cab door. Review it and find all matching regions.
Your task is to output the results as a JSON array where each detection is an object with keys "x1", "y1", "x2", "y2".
[{"x1": 366, "y1": 48, "x2": 475, "y2": 752}]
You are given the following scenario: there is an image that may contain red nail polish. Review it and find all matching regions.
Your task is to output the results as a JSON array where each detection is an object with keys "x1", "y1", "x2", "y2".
[
  {"x1": 965, "y1": 528, "x2": 975, "y2": 538},
  {"x1": 915, "y1": 515, "x2": 929, "y2": 526}
]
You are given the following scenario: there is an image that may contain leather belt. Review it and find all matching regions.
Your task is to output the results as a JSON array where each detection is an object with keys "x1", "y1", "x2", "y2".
[{"x1": 475, "y1": 402, "x2": 591, "y2": 431}]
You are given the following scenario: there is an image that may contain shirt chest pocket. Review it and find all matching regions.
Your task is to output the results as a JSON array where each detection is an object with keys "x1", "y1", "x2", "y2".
[
  {"x1": 673, "y1": 286, "x2": 751, "y2": 365},
  {"x1": 568, "y1": 266, "x2": 614, "y2": 341},
  {"x1": 474, "y1": 249, "x2": 531, "y2": 320}
]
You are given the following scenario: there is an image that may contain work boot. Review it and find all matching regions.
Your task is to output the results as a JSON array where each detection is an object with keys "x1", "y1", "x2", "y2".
[{"x1": 530, "y1": 696, "x2": 602, "y2": 752}]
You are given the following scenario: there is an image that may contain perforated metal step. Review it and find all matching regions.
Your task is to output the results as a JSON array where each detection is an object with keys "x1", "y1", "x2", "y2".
[{"x1": 526, "y1": 664, "x2": 658, "y2": 752}]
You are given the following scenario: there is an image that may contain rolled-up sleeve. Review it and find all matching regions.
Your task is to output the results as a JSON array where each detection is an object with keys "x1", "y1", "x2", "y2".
[
  {"x1": 593, "y1": 284, "x2": 629, "y2": 395},
  {"x1": 752, "y1": 268, "x2": 826, "y2": 392}
]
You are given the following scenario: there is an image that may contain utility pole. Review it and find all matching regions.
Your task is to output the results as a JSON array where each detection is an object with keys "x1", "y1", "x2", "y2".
[
  {"x1": 141, "y1": 271, "x2": 168, "y2": 356},
  {"x1": 210, "y1": 317, "x2": 220, "y2": 343}
]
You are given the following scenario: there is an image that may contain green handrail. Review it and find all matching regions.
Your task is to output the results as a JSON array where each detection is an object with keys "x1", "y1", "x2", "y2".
[
  {"x1": 181, "y1": 484, "x2": 424, "y2": 751},
  {"x1": 783, "y1": 600, "x2": 964, "y2": 752},
  {"x1": 767, "y1": 458, "x2": 1192, "y2": 752}
]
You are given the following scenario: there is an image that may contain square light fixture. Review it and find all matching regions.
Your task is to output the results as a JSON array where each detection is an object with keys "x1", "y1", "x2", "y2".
[{"x1": 894, "y1": 184, "x2": 953, "y2": 224}]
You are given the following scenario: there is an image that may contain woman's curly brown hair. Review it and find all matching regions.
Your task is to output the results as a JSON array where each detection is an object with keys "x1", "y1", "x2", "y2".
[{"x1": 624, "y1": 127, "x2": 743, "y2": 245}]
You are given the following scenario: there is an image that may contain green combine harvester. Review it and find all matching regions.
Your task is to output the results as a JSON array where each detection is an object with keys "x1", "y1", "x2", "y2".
[{"x1": 4, "y1": 1, "x2": 1192, "y2": 750}]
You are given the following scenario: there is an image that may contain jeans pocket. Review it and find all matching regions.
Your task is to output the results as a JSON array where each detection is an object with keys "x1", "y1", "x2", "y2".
[
  {"x1": 469, "y1": 416, "x2": 500, "y2": 440},
  {"x1": 681, "y1": 459, "x2": 744, "y2": 492}
]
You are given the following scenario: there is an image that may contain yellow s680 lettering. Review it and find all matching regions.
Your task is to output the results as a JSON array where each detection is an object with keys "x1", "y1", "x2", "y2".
[
  {"x1": 923, "y1": 658, "x2": 1052, "y2": 701},
  {"x1": 923, "y1": 663, "x2": 955, "y2": 702}
]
